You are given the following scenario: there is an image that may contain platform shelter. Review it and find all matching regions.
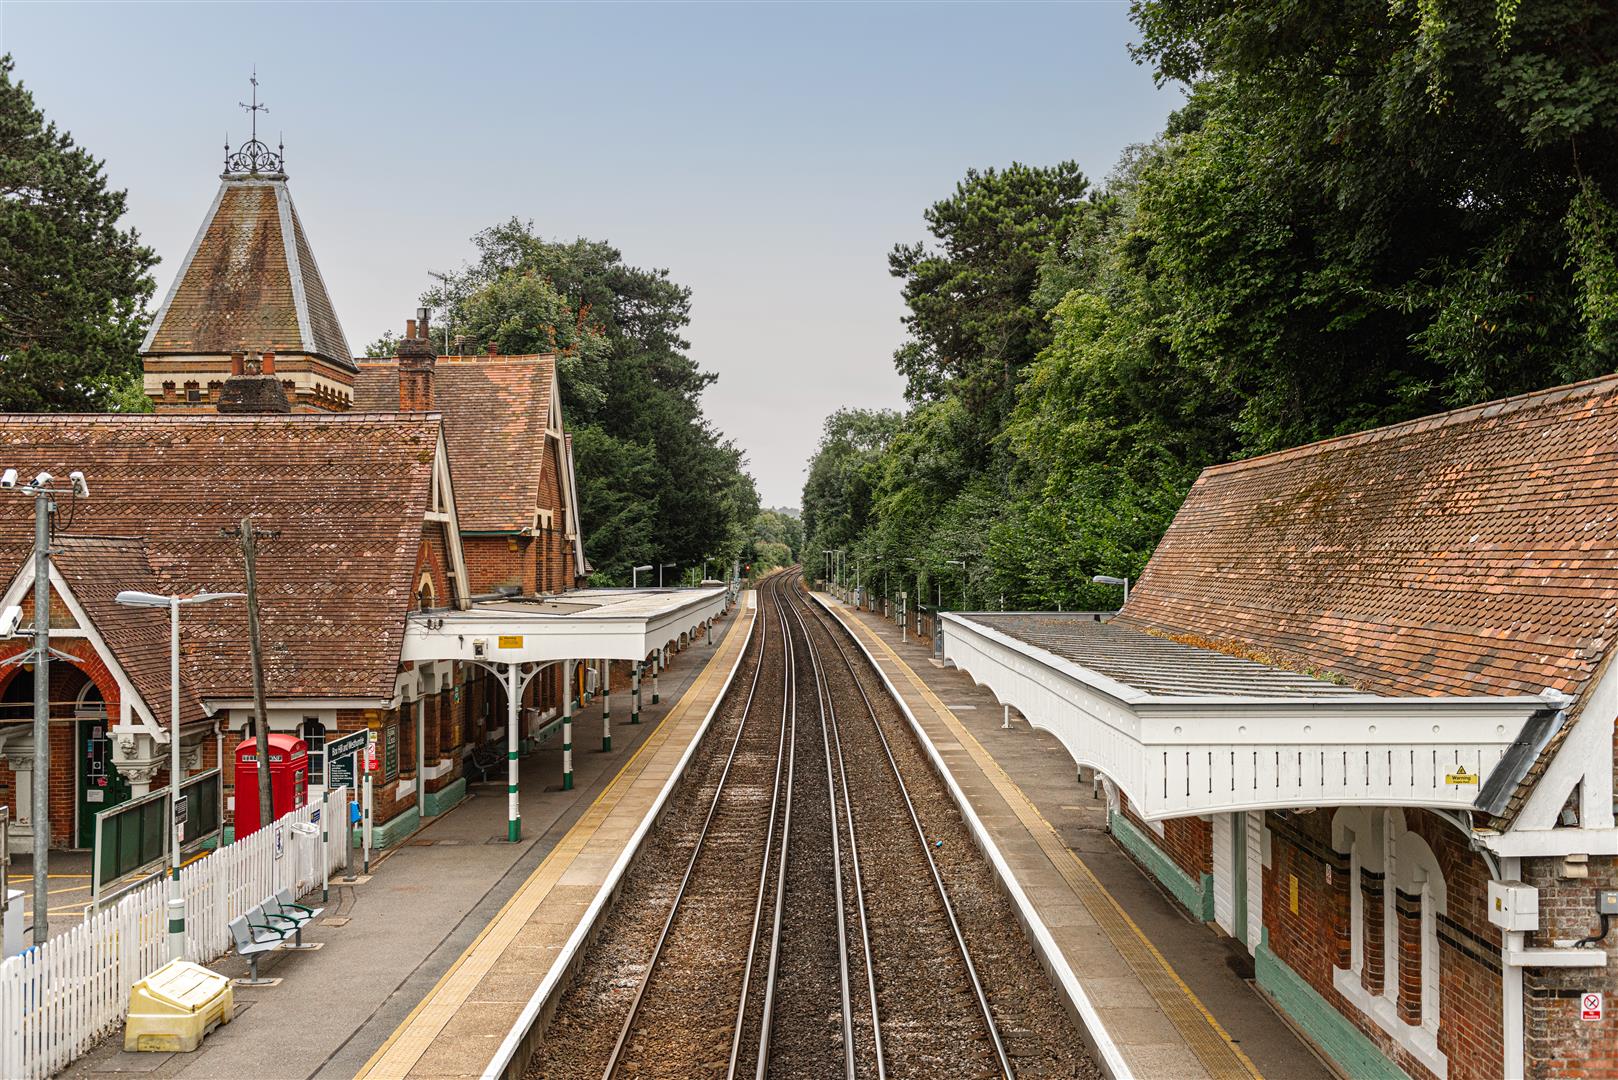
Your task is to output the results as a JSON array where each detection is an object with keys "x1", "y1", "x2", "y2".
[{"x1": 400, "y1": 586, "x2": 729, "y2": 840}]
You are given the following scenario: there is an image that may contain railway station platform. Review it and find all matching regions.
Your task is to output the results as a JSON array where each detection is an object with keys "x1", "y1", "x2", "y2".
[
  {"x1": 53, "y1": 600, "x2": 751, "y2": 1080},
  {"x1": 817, "y1": 595, "x2": 1334, "y2": 1080},
  {"x1": 353, "y1": 594, "x2": 756, "y2": 1080}
]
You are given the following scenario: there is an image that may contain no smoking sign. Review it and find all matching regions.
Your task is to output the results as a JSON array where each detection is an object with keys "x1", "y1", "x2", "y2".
[{"x1": 1582, "y1": 993, "x2": 1604, "y2": 1021}]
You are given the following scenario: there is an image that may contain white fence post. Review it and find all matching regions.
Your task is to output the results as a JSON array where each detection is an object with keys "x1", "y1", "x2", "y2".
[{"x1": 0, "y1": 788, "x2": 349, "y2": 1078}]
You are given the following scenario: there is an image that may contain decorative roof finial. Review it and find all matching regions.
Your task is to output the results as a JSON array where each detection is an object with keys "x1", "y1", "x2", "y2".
[{"x1": 223, "y1": 68, "x2": 284, "y2": 176}]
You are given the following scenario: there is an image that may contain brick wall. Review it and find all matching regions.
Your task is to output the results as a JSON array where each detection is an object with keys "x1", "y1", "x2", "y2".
[
  {"x1": 1122, "y1": 803, "x2": 1212, "y2": 884},
  {"x1": 0, "y1": 638, "x2": 125, "y2": 847},
  {"x1": 1265, "y1": 808, "x2": 1504, "y2": 1080},
  {"x1": 1523, "y1": 855, "x2": 1618, "y2": 1078}
]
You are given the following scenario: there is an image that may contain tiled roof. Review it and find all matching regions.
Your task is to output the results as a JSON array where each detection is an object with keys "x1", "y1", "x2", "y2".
[
  {"x1": 965, "y1": 614, "x2": 1358, "y2": 699},
  {"x1": 51, "y1": 537, "x2": 208, "y2": 726},
  {"x1": 0, "y1": 414, "x2": 441, "y2": 704},
  {"x1": 354, "y1": 355, "x2": 556, "y2": 532},
  {"x1": 141, "y1": 178, "x2": 354, "y2": 367},
  {"x1": 1119, "y1": 374, "x2": 1618, "y2": 708}
]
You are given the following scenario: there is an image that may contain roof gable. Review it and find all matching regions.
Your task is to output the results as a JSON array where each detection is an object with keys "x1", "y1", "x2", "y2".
[
  {"x1": 354, "y1": 355, "x2": 558, "y2": 533},
  {"x1": 142, "y1": 178, "x2": 353, "y2": 367},
  {"x1": 0, "y1": 414, "x2": 442, "y2": 702},
  {"x1": 1119, "y1": 374, "x2": 1618, "y2": 704}
]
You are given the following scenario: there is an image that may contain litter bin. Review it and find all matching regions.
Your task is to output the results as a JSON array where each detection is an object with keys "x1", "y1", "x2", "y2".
[
  {"x1": 290, "y1": 821, "x2": 321, "y2": 892},
  {"x1": 125, "y1": 959, "x2": 233, "y2": 1052}
]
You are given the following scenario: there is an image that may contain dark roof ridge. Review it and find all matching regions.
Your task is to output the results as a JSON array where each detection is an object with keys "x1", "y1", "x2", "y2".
[{"x1": 1200, "y1": 372, "x2": 1618, "y2": 479}]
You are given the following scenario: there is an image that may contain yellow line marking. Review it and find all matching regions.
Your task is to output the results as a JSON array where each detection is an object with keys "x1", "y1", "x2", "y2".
[
  {"x1": 356, "y1": 606, "x2": 756, "y2": 1080},
  {"x1": 827, "y1": 600, "x2": 1261, "y2": 1080}
]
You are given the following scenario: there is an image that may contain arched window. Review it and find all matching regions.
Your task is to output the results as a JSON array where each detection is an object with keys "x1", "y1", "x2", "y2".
[
  {"x1": 417, "y1": 572, "x2": 436, "y2": 612},
  {"x1": 1330, "y1": 808, "x2": 1447, "y2": 1075}
]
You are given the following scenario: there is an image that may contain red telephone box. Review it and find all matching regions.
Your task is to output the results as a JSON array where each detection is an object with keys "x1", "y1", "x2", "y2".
[{"x1": 234, "y1": 733, "x2": 309, "y2": 838}]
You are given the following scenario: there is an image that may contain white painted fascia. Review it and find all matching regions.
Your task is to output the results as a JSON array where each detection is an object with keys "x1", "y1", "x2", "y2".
[
  {"x1": 431, "y1": 427, "x2": 473, "y2": 610},
  {"x1": 141, "y1": 181, "x2": 228, "y2": 354},
  {"x1": 1479, "y1": 828, "x2": 1618, "y2": 857},
  {"x1": 206, "y1": 697, "x2": 391, "y2": 713},
  {"x1": 1508, "y1": 647, "x2": 1618, "y2": 833},
  {"x1": 400, "y1": 589, "x2": 728, "y2": 665},
  {"x1": 0, "y1": 559, "x2": 163, "y2": 735},
  {"x1": 943, "y1": 614, "x2": 1550, "y2": 820}
]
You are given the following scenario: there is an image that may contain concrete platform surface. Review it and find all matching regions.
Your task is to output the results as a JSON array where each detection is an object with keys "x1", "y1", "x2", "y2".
[
  {"x1": 355, "y1": 595, "x2": 756, "y2": 1080},
  {"x1": 55, "y1": 603, "x2": 750, "y2": 1080},
  {"x1": 821, "y1": 595, "x2": 1335, "y2": 1080}
]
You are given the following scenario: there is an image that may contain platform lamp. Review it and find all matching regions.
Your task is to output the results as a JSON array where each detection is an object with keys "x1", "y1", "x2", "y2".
[
  {"x1": 0, "y1": 467, "x2": 89, "y2": 944},
  {"x1": 115, "y1": 588, "x2": 243, "y2": 961},
  {"x1": 1092, "y1": 574, "x2": 1130, "y2": 608},
  {"x1": 659, "y1": 562, "x2": 676, "y2": 588},
  {"x1": 631, "y1": 564, "x2": 653, "y2": 589}
]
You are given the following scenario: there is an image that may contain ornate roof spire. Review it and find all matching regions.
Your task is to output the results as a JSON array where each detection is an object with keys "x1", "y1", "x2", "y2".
[{"x1": 223, "y1": 68, "x2": 285, "y2": 177}]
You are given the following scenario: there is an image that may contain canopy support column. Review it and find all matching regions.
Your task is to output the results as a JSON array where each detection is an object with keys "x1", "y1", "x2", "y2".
[
  {"x1": 506, "y1": 662, "x2": 520, "y2": 843},
  {"x1": 652, "y1": 650, "x2": 661, "y2": 704},
  {"x1": 601, "y1": 659, "x2": 612, "y2": 752},
  {"x1": 562, "y1": 658, "x2": 575, "y2": 791},
  {"x1": 631, "y1": 662, "x2": 642, "y2": 724}
]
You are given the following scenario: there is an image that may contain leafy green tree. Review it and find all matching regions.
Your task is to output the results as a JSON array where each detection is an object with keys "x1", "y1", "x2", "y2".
[
  {"x1": 805, "y1": 0, "x2": 1618, "y2": 615},
  {"x1": 0, "y1": 55, "x2": 156, "y2": 411},
  {"x1": 417, "y1": 220, "x2": 758, "y2": 582}
]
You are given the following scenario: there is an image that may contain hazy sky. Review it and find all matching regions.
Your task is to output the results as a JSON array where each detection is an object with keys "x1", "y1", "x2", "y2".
[{"x1": 1, "y1": 1, "x2": 1177, "y2": 507}]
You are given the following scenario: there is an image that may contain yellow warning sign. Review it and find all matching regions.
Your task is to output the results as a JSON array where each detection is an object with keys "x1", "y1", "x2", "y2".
[
  {"x1": 1445, "y1": 766, "x2": 1479, "y2": 785},
  {"x1": 497, "y1": 635, "x2": 524, "y2": 650}
]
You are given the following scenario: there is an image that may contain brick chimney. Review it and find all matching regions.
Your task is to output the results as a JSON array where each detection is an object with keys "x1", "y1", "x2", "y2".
[
  {"x1": 397, "y1": 307, "x2": 436, "y2": 411},
  {"x1": 217, "y1": 351, "x2": 291, "y2": 413}
]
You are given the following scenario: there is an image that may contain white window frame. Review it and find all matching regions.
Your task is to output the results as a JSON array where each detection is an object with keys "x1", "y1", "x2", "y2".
[{"x1": 1330, "y1": 808, "x2": 1448, "y2": 1078}]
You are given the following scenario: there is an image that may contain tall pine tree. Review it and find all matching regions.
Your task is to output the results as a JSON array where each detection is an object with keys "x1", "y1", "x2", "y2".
[{"x1": 0, "y1": 55, "x2": 156, "y2": 412}]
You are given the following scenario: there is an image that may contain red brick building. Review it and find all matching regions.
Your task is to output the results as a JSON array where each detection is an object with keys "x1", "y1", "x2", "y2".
[
  {"x1": 0, "y1": 142, "x2": 721, "y2": 862},
  {"x1": 943, "y1": 375, "x2": 1618, "y2": 1080},
  {"x1": 0, "y1": 412, "x2": 464, "y2": 852},
  {"x1": 353, "y1": 337, "x2": 587, "y2": 597}
]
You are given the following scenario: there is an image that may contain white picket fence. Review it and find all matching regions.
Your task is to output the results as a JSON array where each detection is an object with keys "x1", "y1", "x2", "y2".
[{"x1": 0, "y1": 788, "x2": 349, "y2": 1079}]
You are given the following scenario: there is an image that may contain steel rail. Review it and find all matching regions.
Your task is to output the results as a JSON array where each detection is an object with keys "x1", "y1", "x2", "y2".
[
  {"x1": 726, "y1": 572, "x2": 798, "y2": 1078},
  {"x1": 752, "y1": 574, "x2": 803, "y2": 1079},
  {"x1": 794, "y1": 576, "x2": 1016, "y2": 1080},
  {"x1": 601, "y1": 570, "x2": 783, "y2": 1079},
  {"x1": 783, "y1": 579, "x2": 884, "y2": 1080}
]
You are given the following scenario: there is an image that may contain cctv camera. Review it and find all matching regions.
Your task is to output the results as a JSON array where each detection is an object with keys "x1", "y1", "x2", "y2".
[
  {"x1": 32, "y1": 472, "x2": 51, "y2": 489},
  {"x1": 0, "y1": 469, "x2": 16, "y2": 490},
  {"x1": 0, "y1": 606, "x2": 23, "y2": 638},
  {"x1": 69, "y1": 471, "x2": 88, "y2": 499}
]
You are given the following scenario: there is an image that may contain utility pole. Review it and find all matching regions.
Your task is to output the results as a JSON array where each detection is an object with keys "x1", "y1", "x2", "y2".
[
  {"x1": 30, "y1": 486, "x2": 49, "y2": 945},
  {"x1": 222, "y1": 518, "x2": 280, "y2": 829}
]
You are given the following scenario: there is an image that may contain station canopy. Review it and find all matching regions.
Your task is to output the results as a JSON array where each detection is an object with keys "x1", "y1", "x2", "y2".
[
  {"x1": 401, "y1": 587, "x2": 730, "y2": 666},
  {"x1": 941, "y1": 612, "x2": 1558, "y2": 823}
]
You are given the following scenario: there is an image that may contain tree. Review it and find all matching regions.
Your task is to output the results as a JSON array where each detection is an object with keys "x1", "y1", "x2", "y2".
[
  {"x1": 0, "y1": 55, "x2": 156, "y2": 411},
  {"x1": 803, "y1": 0, "x2": 1618, "y2": 614},
  {"x1": 415, "y1": 220, "x2": 759, "y2": 582}
]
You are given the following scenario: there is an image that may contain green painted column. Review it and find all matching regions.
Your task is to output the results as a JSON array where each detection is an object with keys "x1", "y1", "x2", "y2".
[
  {"x1": 562, "y1": 658, "x2": 574, "y2": 791},
  {"x1": 601, "y1": 659, "x2": 612, "y2": 751}
]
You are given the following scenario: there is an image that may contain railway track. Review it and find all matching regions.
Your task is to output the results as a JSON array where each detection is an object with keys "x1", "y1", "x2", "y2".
[{"x1": 527, "y1": 570, "x2": 1096, "y2": 1080}]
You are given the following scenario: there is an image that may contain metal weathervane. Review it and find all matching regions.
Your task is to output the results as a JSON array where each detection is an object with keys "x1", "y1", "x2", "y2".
[{"x1": 224, "y1": 68, "x2": 285, "y2": 175}]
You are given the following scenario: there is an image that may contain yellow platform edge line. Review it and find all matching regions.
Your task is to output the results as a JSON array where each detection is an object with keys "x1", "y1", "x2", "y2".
[
  {"x1": 354, "y1": 605, "x2": 755, "y2": 1080},
  {"x1": 830, "y1": 601, "x2": 1261, "y2": 1080}
]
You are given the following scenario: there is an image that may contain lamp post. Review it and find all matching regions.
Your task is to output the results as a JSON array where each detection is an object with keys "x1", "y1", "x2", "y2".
[
  {"x1": 115, "y1": 589, "x2": 243, "y2": 962},
  {"x1": 632, "y1": 564, "x2": 653, "y2": 589},
  {"x1": 822, "y1": 549, "x2": 833, "y2": 585},
  {"x1": 1, "y1": 468, "x2": 88, "y2": 944},
  {"x1": 659, "y1": 562, "x2": 676, "y2": 588},
  {"x1": 1092, "y1": 574, "x2": 1130, "y2": 607},
  {"x1": 950, "y1": 558, "x2": 968, "y2": 609}
]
